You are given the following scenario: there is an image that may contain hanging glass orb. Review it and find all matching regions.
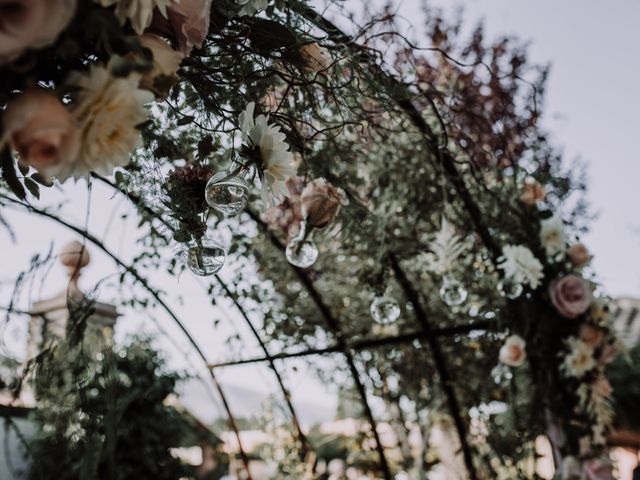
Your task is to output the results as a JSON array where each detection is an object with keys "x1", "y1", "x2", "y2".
[
  {"x1": 285, "y1": 237, "x2": 318, "y2": 268},
  {"x1": 370, "y1": 296, "x2": 401, "y2": 325},
  {"x1": 285, "y1": 221, "x2": 318, "y2": 268},
  {"x1": 498, "y1": 278, "x2": 524, "y2": 299},
  {"x1": 205, "y1": 169, "x2": 250, "y2": 217},
  {"x1": 439, "y1": 275, "x2": 468, "y2": 306},
  {"x1": 187, "y1": 239, "x2": 226, "y2": 276}
]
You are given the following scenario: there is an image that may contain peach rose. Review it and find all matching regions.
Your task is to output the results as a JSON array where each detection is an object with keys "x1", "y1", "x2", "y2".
[
  {"x1": 578, "y1": 324, "x2": 604, "y2": 348},
  {"x1": 519, "y1": 177, "x2": 545, "y2": 205},
  {"x1": 138, "y1": 33, "x2": 184, "y2": 97},
  {"x1": 150, "y1": 0, "x2": 211, "y2": 55},
  {"x1": 2, "y1": 89, "x2": 80, "y2": 179},
  {"x1": 0, "y1": 0, "x2": 76, "y2": 64},
  {"x1": 568, "y1": 243, "x2": 591, "y2": 268},
  {"x1": 300, "y1": 178, "x2": 342, "y2": 228},
  {"x1": 549, "y1": 275, "x2": 593, "y2": 319},
  {"x1": 499, "y1": 335, "x2": 526, "y2": 367},
  {"x1": 299, "y1": 42, "x2": 332, "y2": 73}
]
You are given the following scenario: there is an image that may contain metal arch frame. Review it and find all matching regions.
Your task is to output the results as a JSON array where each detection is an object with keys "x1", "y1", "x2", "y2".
[{"x1": 0, "y1": 193, "x2": 254, "y2": 480}]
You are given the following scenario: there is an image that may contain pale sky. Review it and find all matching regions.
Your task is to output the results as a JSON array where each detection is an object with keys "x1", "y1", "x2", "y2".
[{"x1": 1, "y1": 0, "x2": 639, "y2": 424}]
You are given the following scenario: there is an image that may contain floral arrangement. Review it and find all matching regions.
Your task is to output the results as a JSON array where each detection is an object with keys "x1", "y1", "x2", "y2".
[
  {"x1": 495, "y1": 178, "x2": 620, "y2": 477},
  {"x1": 0, "y1": 1, "x2": 630, "y2": 479}
]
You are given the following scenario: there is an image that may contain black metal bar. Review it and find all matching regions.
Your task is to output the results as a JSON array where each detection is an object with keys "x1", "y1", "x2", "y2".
[
  {"x1": 390, "y1": 254, "x2": 478, "y2": 480},
  {"x1": 209, "y1": 322, "x2": 491, "y2": 368}
]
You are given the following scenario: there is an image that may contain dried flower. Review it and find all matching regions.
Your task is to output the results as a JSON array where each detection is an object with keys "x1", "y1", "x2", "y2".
[
  {"x1": 300, "y1": 179, "x2": 342, "y2": 228},
  {"x1": 549, "y1": 275, "x2": 592, "y2": 319},
  {"x1": 423, "y1": 218, "x2": 467, "y2": 274},
  {"x1": 498, "y1": 244, "x2": 544, "y2": 289},
  {"x1": 568, "y1": 243, "x2": 591, "y2": 268},
  {"x1": 299, "y1": 43, "x2": 332, "y2": 73}
]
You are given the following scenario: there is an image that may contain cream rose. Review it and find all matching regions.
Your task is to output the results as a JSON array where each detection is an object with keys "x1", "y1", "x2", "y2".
[
  {"x1": 499, "y1": 335, "x2": 526, "y2": 367},
  {"x1": 300, "y1": 178, "x2": 342, "y2": 229},
  {"x1": 549, "y1": 275, "x2": 592, "y2": 319},
  {"x1": 0, "y1": 0, "x2": 77, "y2": 64},
  {"x1": 63, "y1": 63, "x2": 154, "y2": 181},
  {"x1": 138, "y1": 33, "x2": 184, "y2": 97},
  {"x1": 568, "y1": 243, "x2": 591, "y2": 268},
  {"x1": 2, "y1": 89, "x2": 80, "y2": 179},
  {"x1": 300, "y1": 42, "x2": 332, "y2": 73}
]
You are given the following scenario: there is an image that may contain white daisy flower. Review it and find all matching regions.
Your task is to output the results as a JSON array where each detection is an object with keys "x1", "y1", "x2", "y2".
[
  {"x1": 498, "y1": 244, "x2": 544, "y2": 289},
  {"x1": 239, "y1": 102, "x2": 296, "y2": 204},
  {"x1": 540, "y1": 215, "x2": 567, "y2": 257}
]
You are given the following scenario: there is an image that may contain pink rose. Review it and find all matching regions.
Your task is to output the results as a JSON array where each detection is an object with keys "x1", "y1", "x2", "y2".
[
  {"x1": 549, "y1": 275, "x2": 593, "y2": 318},
  {"x1": 499, "y1": 335, "x2": 526, "y2": 367},
  {"x1": 2, "y1": 89, "x2": 80, "y2": 179},
  {"x1": 0, "y1": 0, "x2": 76, "y2": 64},
  {"x1": 582, "y1": 458, "x2": 615, "y2": 480},
  {"x1": 578, "y1": 324, "x2": 604, "y2": 348},
  {"x1": 138, "y1": 33, "x2": 184, "y2": 97},
  {"x1": 300, "y1": 178, "x2": 342, "y2": 229},
  {"x1": 149, "y1": 0, "x2": 211, "y2": 55},
  {"x1": 568, "y1": 243, "x2": 591, "y2": 268}
]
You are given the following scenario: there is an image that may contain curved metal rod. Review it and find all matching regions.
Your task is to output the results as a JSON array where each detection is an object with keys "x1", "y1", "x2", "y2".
[
  {"x1": 390, "y1": 254, "x2": 478, "y2": 480},
  {"x1": 214, "y1": 274, "x2": 311, "y2": 458},
  {"x1": 0, "y1": 193, "x2": 254, "y2": 480},
  {"x1": 208, "y1": 321, "x2": 491, "y2": 368},
  {"x1": 247, "y1": 210, "x2": 392, "y2": 480},
  {"x1": 91, "y1": 174, "x2": 312, "y2": 460}
]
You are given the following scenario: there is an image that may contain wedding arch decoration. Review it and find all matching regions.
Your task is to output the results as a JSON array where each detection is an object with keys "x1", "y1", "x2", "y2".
[{"x1": 0, "y1": 1, "x2": 624, "y2": 479}]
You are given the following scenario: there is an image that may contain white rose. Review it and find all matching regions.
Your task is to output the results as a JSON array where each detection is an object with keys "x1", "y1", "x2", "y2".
[{"x1": 540, "y1": 215, "x2": 567, "y2": 257}]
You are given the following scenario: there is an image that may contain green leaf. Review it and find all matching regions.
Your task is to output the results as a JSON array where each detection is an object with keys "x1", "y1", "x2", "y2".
[
  {"x1": 24, "y1": 177, "x2": 40, "y2": 199},
  {"x1": 0, "y1": 149, "x2": 26, "y2": 200},
  {"x1": 197, "y1": 134, "x2": 215, "y2": 160},
  {"x1": 31, "y1": 172, "x2": 53, "y2": 187},
  {"x1": 248, "y1": 19, "x2": 297, "y2": 53}
]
